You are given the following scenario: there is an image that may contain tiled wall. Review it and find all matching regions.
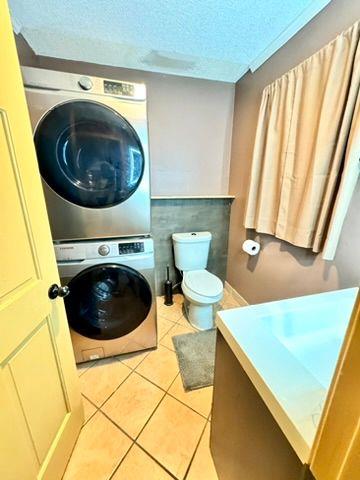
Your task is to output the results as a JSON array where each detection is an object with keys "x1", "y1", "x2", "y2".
[{"x1": 151, "y1": 198, "x2": 233, "y2": 294}]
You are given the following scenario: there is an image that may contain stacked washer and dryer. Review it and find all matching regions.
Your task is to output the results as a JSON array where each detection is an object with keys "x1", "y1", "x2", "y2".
[{"x1": 23, "y1": 67, "x2": 157, "y2": 363}]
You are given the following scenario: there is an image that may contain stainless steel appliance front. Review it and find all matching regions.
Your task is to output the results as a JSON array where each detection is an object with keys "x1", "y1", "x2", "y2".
[
  {"x1": 55, "y1": 237, "x2": 157, "y2": 363},
  {"x1": 22, "y1": 67, "x2": 151, "y2": 241}
]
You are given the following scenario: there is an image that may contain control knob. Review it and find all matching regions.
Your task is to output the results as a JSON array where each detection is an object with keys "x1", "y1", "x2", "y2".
[
  {"x1": 78, "y1": 76, "x2": 93, "y2": 91},
  {"x1": 98, "y1": 244, "x2": 110, "y2": 256}
]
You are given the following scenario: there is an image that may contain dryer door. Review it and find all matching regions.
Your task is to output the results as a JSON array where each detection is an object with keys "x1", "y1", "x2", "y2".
[
  {"x1": 64, "y1": 264, "x2": 152, "y2": 340},
  {"x1": 34, "y1": 100, "x2": 144, "y2": 208}
]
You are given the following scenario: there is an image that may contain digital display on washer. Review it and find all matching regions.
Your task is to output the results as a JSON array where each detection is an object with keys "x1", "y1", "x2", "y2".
[
  {"x1": 118, "y1": 242, "x2": 144, "y2": 255},
  {"x1": 104, "y1": 80, "x2": 135, "y2": 97}
]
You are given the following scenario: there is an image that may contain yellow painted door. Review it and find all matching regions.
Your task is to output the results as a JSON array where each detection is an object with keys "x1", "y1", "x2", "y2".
[
  {"x1": 310, "y1": 293, "x2": 360, "y2": 480},
  {"x1": 0, "y1": 2, "x2": 84, "y2": 479}
]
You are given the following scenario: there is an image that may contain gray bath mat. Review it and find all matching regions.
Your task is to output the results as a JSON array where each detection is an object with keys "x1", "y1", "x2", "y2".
[{"x1": 172, "y1": 329, "x2": 217, "y2": 391}]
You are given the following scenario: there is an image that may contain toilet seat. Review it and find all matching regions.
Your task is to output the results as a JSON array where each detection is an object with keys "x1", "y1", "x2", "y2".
[{"x1": 183, "y1": 270, "x2": 223, "y2": 300}]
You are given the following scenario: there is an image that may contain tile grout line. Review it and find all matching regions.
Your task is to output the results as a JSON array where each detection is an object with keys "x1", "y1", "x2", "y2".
[
  {"x1": 126, "y1": 368, "x2": 184, "y2": 474},
  {"x1": 80, "y1": 394, "x2": 99, "y2": 426},
  {"x1": 80, "y1": 370, "x2": 192, "y2": 477},
  {"x1": 166, "y1": 370, "x2": 212, "y2": 419},
  {"x1": 76, "y1": 360, "x2": 96, "y2": 377},
  {"x1": 107, "y1": 444, "x2": 134, "y2": 480},
  {"x1": 95, "y1": 374, "x2": 177, "y2": 459},
  {"x1": 131, "y1": 371, "x2": 209, "y2": 479},
  {"x1": 127, "y1": 345, "x2": 211, "y2": 419},
  {"x1": 81, "y1": 351, "x2": 150, "y2": 412},
  {"x1": 123, "y1": 369, "x2": 173, "y2": 396},
  {"x1": 132, "y1": 367, "x2": 180, "y2": 442},
  {"x1": 106, "y1": 438, "x2": 135, "y2": 480},
  {"x1": 158, "y1": 322, "x2": 177, "y2": 342},
  {"x1": 166, "y1": 391, "x2": 210, "y2": 420},
  {"x1": 97, "y1": 407, "x2": 140, "y2": 480},
  {"x1": 63, "y1": 398, "x2": 134, "y2": 479},
  {"x1": 79, "y1": 362, "x2": 133, "y2": 420},
  {"x1": 158, "y1": 300, "x2": 213, "y2": 478},
  {"x1": 81, "y1": 351, "x2": 171, "y2": 478},
  {"x1": 158, "y1": 312, "x2": 183, "y2": 324},
  {"x1": 133, "y1": 362, "x2": 212, "y2": 420},
  {"x1": 76, "y1": 296, "x2": 212, "y2": 480},
  {"x1": 99, "y1": 408, "x2": 136, "y2": 444},
  {"x1": 87, "y1": 366, "x2": 211, "y2": 430},
  {"x1": 135, "y1": 443, "x2": 179, "y2": 480},
  {"x1": 97, "y1": 365, "x2": 133, "y2": 411},
  {"x1": 183, "y1": 417, "x2": 209, "y2": 480}
]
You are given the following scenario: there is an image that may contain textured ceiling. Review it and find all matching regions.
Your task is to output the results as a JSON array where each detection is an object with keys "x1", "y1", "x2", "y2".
[{"x1": 9, "y1": 0, "x2": 330, "y2": 82}]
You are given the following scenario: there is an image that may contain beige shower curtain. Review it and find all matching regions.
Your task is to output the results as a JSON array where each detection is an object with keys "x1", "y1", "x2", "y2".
[{"x1": 244, "y1": 21, "x2": 360, "y2": 259}]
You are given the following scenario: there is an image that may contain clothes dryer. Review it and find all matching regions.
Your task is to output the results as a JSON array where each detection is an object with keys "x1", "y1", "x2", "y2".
[{"x1": 22, "y1": 67, "x2": 151, "y2": 241}]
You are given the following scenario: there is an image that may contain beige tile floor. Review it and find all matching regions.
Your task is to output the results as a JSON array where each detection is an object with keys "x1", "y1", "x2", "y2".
[{"x1": 63, "y1": 292, "x2": 240, "y2": 480}]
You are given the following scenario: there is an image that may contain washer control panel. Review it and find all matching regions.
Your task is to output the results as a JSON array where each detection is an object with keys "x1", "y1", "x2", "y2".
[
  {"x1": 55, "y1": 238, "x2": 152, "y2": 261},
  {"x1": 118, "y1": 242, "x2": 144, "y2": 255}
]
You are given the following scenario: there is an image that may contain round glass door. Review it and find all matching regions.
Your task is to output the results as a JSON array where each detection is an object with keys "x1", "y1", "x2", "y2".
[
  {"x1": 65, "y1": 264, "x2": 152, "y2": 340},
  {"x1": 34, "y1": 100, "x2": 144, "y2": 208}
]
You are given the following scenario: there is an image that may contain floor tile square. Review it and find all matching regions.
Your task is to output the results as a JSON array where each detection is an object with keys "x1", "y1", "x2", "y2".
[
  {"x1": 168, "y1": 375, "x2": 213, "y2": 418},
  {"x1": 156, "y1": 295, "x2": 165, "y2": 307},
  {"x1": 76, "y1": 360, "x2": 96, "y2": 377},
  {"x1": 173, "y1": 293, "x2": 184, "y2": 303},
  {"x1": 160, "y1": 323, "x2": 195, "y2": 351},
  {"x1": 63, "y1": 411, "x2": 132, "y2": 480},
  {"x1": 82, "y1": 395, "x2": 97, "y2": 423},
  {"x1": 112, "y1": 444, "x2": 173, "y2": 480},
  {"x1": 117, "y1": 349, "x2": 149, "y2": 369},
  {"x1": 186, "y1": 423, "x2": 218, "y2": 480},
  {"x1": 176, "y1": 314, "x2": 193, "y2": 327},
  {"x1": 136, "y1": 345, "x2": 179, "y2": 390},
  {"x1": 157, "y1": 302, "x2": 183, "y2": 323},
  {"x1": 137, "y1": 395, "x2": 206, "y2": 479},
  {"x1": 79, "y1": 358, "x2": 131, "y2": 406},
  {"x1": 157, "y1": 315, "x2": 176, "y2": 340},
  {"x1": 102, "y1": 372, "x2": 164, "y2": 439}
]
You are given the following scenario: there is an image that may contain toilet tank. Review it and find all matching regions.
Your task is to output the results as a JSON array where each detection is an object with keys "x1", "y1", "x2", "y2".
[{"x1": 172, "y1": 232, "x2": 212, "y2": 271}]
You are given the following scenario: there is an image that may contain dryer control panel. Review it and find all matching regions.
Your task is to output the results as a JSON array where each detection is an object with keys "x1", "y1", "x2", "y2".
[{"x1": 104, "y1": 80, "x2": 135, "y2": 97}]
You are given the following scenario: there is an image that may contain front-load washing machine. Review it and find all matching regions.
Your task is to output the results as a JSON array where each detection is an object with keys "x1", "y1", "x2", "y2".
[
  {"x1": 22, "y1": 66, "x2": 151, "y2": 241},
  {"x1": 55, "y1": 237, "x2": 157, "y2": 363}
]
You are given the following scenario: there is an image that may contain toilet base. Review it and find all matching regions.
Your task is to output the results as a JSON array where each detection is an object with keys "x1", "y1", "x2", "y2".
[{"x1": 187, "y1": 302, "x2": 214, "y2": 330}]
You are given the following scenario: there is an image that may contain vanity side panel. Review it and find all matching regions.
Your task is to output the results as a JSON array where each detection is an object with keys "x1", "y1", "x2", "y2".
[{"x1": 210, "y1": 331, "x2": 310, "y2": 480}]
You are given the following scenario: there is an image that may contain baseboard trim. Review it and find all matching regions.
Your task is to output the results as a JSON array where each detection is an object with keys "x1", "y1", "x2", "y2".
[{"x1": 224, "y1": 281, "x2": 249, "y2": 306}]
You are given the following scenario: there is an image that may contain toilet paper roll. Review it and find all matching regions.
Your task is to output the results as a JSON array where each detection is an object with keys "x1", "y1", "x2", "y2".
[{"x1": 242, "y1": 239, "x2": 260, "y2": 256}]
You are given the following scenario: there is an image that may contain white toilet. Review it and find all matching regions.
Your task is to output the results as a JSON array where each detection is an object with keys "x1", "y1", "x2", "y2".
[{"x1": 172, "y1": 232, "x2": 223, "y2": 330}]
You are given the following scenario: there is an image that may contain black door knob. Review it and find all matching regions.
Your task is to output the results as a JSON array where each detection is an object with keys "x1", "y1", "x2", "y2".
[{"x1": 48, "y1": 284, "x2": 70, "y2": 300}]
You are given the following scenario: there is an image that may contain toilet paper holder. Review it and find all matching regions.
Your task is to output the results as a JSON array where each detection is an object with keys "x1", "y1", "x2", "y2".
[{"x1": 242, "y1": 239, "x2": 260, "y2": 256}]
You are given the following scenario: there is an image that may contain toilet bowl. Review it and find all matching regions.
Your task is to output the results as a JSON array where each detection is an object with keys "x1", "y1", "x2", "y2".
[
  {"x1": 182, "y1": 270, "x2": 223, "y2": 330},
  {"x1": 172, "y1": 232, "x2": 224, "y2": 330}
]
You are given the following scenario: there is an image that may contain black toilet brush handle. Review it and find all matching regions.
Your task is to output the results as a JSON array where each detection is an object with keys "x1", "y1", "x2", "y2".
[{"x1": 164, "y1": 265, "x2": 173, "y2": 306}]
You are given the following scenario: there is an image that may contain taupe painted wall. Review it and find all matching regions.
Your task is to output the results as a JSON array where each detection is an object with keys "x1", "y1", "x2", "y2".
[
  {"x1": 16, "y1": 36, "x2": 234, "y2": 196},
  {"x1": 227, "y1": 0, "x2": 360, "y2": 304}
]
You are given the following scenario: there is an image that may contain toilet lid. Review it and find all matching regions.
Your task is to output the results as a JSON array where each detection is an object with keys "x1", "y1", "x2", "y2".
[{"x1": 183, "y1": 270, "x2": 223, "y2": 297}]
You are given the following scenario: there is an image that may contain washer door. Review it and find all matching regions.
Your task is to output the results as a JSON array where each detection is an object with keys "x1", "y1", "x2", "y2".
[
  {"x1": 34, "y1": 100, "x2": 144, "y2": 208},
  {"x1": 65, "y1": 264, "x2": 152, "y2": 340}
]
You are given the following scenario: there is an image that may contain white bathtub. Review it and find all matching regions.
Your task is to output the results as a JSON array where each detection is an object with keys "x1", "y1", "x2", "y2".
[{"x1": 216, "y1": 287, "x2": 358, "y2": 463}]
